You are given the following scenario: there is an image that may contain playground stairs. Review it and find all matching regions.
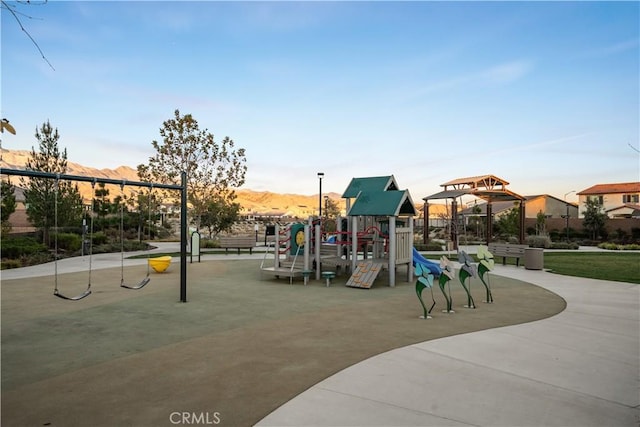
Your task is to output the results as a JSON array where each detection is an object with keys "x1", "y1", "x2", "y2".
[
  {"x1": 345, "y1": 261, "x2": 385, "y2": 289},
  {"x1": 320, "y1": 244, "x2": 351, "y2": 274}
]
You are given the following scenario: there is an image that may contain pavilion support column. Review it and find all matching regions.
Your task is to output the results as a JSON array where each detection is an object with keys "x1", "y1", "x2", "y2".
[
  {"x1": 486, "y1": 202, "x2": 493, "y2": 245},
  {"x1": 423, "y1": 202, "x2": 429, "y2": 244},
  {"x1": 408, "y1": 216, "x2": 414, "y2": 283},
  {"x1": 519, "y1": 201, "x2": 526, "y2": 244},
  {"x1": 451, "y1": 199, "x2": 458, "y2": 251}
]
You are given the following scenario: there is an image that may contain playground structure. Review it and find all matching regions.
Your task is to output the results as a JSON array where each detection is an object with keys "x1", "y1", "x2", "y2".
[
  {"x1": 261, "y1": 175, "x2": 438, "y2": 288},
  {"x1": 0, "y1": 167, "x2": 189, "y2": 302}
]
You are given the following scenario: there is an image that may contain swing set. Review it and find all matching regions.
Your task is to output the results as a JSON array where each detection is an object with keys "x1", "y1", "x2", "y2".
[{"x1": 0, "y1": 168, "x2": 189, "y2": 302}]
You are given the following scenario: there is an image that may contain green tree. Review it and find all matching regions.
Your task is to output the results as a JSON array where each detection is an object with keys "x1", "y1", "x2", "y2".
[
  {"x1": 1, "y1": 179, "x2": 17, "y2": 235},
  {"x1": 200, "y1": 196, "x2": 241, "y2": 238},
  {"x1": 122, "y1": 190, "x2": 156, "y2": 242},
  {"x1": 22, "y1": 121, "x2": 83, "y2": 246},
  {"x1": 536, "y1": 210, "x2": 547, "y2": 235},
  {"x1": 582, "y1": 198, "x2": 607, "y2": 240},
  {"x1": 495, "y1": 204, "x2": 519, "y2": 238},
  {"x1": 469, "y1": 204, "x2": 483, "y2": 238},
  {"x1": 93, "y1": 182, "x2": 111, "y2": 227},
  {"x1": 137, "y1": 109, "x2": 247, "y2": 229},
  {"x1": 322, "y1": 197, "x2": 341, "y2": 232}
]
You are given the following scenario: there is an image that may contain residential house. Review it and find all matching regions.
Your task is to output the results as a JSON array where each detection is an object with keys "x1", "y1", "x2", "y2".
[
  {"x1": 459, "y1": 194, "x2": 578, "y2": 220},
  {"x1": 577, "y1": 182, "x2": 640, "y2": 219},
  {"x1": 4, "y1": 186, "x2": 36, "y2": 234}
]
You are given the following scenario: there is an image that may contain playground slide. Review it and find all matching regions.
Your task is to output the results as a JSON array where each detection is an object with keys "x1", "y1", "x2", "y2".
[{"x1": 412, "y1": 247, "x2": 442, "y2": 276}]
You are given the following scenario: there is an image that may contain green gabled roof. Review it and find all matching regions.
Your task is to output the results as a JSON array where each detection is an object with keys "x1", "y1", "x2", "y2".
[
  {"x1": 342, "y1": 176, "x2": 398, "y2": 198},
  {"x1": 347, "y1": 190, "x2": 416, "y2": 217}
]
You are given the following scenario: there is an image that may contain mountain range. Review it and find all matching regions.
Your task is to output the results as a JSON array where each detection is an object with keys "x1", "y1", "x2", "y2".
[{"x1": 0, "y1": 149, "x2": 347, "y2": 218}]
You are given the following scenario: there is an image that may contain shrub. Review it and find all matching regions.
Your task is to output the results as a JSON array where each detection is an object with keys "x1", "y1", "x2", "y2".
[
  {"x1": 598, "y1": 243, "x2": 620, "y2": 250},
  {"x1": 527, "y1": 235, "x2": 552, "y2": 248},
  {"x1": 548, "y1": 229, "x2": 562, "y2": 241},
  {"x1": 201, "y1": 239, "x2": 218, "y2": 249},
  {"x1": 550, "y1": 242, "x2": 580, "y2": 250},
  {"x1": 413, "y1": 241, "x2": 444, "y2": 251},
  {"x1": 91, "y1": 231, "x2": 109, "y2": 245},
  {"x1": 0, "y1": 237, "x2": 47, "y2": 259},
  {"x1": 53, "y1": 233, "x2": 82, "y2": 252},
  {"x1": 1, "y1": 259, "x2": 22, "y2": 269},
  {"x1": 597, "y1": 243, "x2": 640, "y2": 251},
  {"x1": 22, "y1": 251, "x2": 54, "y2": 266}
]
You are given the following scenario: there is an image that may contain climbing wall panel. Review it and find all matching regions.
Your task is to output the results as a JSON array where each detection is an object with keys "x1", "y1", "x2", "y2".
[{"x1": 345, "y1": 261, "x2": 384, "y2": 289}]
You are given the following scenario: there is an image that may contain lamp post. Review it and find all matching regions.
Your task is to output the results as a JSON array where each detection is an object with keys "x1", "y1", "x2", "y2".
[
  {"x1": 564, "y1": 190, "x2": 576, "y2": 241},
  {"x1": 317, "y1": 172, "x2": 324, "y2": 219}
]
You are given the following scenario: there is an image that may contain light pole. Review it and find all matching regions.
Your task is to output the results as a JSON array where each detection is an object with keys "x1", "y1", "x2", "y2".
[
  {"x1": 564, "y1": 190, "x2": 576, "y2": 241},
  {"x1": 317, "y1": 172, "x2": 324, "y2": 219}
]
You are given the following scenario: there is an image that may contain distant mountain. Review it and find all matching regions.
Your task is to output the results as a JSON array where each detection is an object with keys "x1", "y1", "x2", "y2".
[{"x1": 0, "y1": 148, "x2": 346, "y2": 218}]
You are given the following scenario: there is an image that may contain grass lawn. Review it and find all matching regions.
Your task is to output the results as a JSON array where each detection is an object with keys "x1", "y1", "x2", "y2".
[
  {"x1": 542, "y1": 252, "x2": 639, "y2": 284},
  {"x1": 448, "y1": 251, "x2": 639, "y2": 284}
]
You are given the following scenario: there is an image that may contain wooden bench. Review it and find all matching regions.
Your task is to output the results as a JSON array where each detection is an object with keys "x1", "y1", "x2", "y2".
[
  {"x1": 488, "y1": 243, "x2": 528, "y2": 267},
  {"x1": 218, "y1": 236, "x2": 257, "y2": 254}
]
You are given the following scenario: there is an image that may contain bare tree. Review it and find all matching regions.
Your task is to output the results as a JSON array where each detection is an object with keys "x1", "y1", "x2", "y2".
[
  {"x1": 137, "y1": 109, "x2": 247, "y2": 229},
  {"x1": 1, "y1": 0, "x2": 54, "y2": 70}
]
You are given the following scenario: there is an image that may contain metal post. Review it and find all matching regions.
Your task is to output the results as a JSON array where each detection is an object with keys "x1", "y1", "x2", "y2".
[
  {"x1": 423, "y1": 202, "x2": 429, "y2": 245},
  {"x1": 564, "y1": 190, "x2": 575, "y2": 242},
  {"x1": 317, "y1": 172, "x2": 324, "y2": 220},
  {"x1": 180, "y1": 171, "x2": 187, "y2": 302}
]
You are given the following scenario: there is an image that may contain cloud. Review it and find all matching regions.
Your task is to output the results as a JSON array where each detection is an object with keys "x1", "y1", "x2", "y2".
[
  {"x1": 482, "y1": 60, "x2": 532, "y2": 85},
  {"x1": 406, "y1": 59, "x2": 533, "y2": 101},
  {"x1": 576, "y1": 38, "x2": 639, "y2": 59}
]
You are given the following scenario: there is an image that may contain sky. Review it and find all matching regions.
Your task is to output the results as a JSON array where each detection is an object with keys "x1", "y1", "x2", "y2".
[{"x1": 1, "y1": 1, "x2": 638, "y2": 204}]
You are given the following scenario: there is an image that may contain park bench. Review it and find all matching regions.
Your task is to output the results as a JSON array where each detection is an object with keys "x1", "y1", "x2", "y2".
[
  {"x1": 488, "y1": 243, "x2": 528, "y2": 267},
  {"x1": 218, "y1": 236, "x2": 257, "y2": 254}
]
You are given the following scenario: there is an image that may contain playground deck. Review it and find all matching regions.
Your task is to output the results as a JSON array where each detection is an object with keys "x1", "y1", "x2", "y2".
[{"x1": 260, "y1": 266, "x2": 305, "y2": 283}]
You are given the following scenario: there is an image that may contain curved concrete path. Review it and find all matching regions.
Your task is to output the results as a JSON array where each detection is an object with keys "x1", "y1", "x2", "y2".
[{"x1": 257, "y1": 266, "x2": 639, "y2": 427}]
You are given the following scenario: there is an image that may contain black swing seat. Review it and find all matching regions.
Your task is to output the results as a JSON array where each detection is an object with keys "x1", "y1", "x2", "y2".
[
  {"x1": 54, "y1": 288, "x2": 92, "y2": 301},
  {"x1": 120, "y1": 276, "x2": 150, "y2": 290}
]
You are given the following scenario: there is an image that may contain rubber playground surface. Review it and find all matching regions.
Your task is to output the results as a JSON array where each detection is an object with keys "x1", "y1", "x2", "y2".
[{"x1": 1, "y1": 258, "x2": 565, "y2": 426}]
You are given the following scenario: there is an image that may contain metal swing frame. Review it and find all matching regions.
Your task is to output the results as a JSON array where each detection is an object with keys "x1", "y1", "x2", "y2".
[{"x1": 0, "y1": 168, "x2": 188, "y2": 302}]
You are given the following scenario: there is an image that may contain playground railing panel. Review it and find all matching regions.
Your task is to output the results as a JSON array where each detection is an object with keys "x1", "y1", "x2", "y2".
[
  {"x1": 395, "y1": 227, "x2": 412, "y2": 264},
  {"x1": 218, "y1": 236, "x2": 257, "y2": 254},
  {"x1": 488, "y1": 243, "x2": 528, "y2": 266}
]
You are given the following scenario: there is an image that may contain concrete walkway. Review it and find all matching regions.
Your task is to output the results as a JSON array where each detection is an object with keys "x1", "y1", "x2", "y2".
[
  {"x1": 257, "y1": 266, "x2": 639, "y2": 427},
  {"x1": 0, "y1": 241, "x2": 263, "y2": 280}
]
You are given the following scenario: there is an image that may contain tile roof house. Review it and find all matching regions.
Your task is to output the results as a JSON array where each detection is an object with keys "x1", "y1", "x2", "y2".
[{"x1": 577, "y1": 182, "x2": 640, "y2": 218}]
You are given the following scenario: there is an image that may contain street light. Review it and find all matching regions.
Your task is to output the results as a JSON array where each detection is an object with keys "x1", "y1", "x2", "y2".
[
  {"x1": 317, "y1": 172, "x2": 324, "y2": 219},
  {"x1": 564, "y1": 190, "x2": 576, "y2": 241}
]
